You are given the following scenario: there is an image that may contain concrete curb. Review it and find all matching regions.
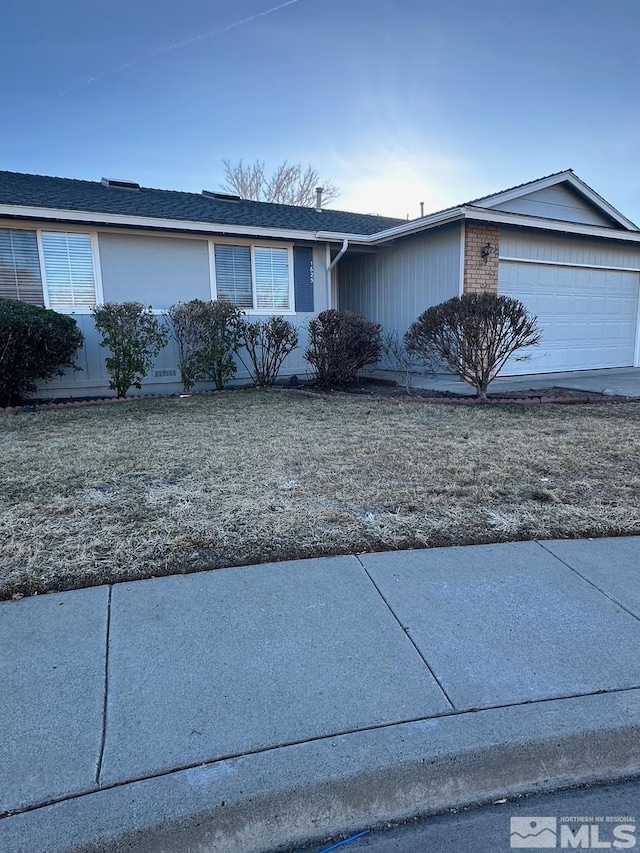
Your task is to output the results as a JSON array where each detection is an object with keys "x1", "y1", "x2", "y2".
[{"x1": 2, "y1": 689, "x2": 640, "y2": 853}]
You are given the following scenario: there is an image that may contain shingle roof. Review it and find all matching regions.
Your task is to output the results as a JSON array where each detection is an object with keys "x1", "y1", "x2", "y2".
[
  {"x1": 403, "y1": 170, "x2": 575, "y2": 223},
  {"x1": 0, "y1": 171, "x2": 405, "y2": 236},
  {"x1": 462, "y1": 169, "x2": 572, "y2": 207}
]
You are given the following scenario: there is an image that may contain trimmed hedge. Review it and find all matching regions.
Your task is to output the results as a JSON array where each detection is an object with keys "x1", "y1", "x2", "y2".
[
  {"x1": 305, "y1": 310, "x2": 382, "y2": 390},
  {"x1": 0, "y1": 299, "x2": 84, "y2": 407},
  {"x1": 405, "y1": 293, "x2": 541, "y2": 400}
]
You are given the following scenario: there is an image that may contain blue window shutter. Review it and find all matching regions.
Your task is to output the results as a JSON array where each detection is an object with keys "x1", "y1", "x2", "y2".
[{"x1": 293, "y1": 247, "x2": 314, "y2": 313}]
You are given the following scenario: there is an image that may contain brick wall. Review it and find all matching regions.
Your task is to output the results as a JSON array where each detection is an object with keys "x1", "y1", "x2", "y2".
[{"x1": 463, "y1": 221, "x2": 499, "y2": 294}]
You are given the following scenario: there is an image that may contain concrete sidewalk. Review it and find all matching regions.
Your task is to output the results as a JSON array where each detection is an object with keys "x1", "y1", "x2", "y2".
[{"x1": 1, "y1": 538, "x2": 640, "y2": 852}]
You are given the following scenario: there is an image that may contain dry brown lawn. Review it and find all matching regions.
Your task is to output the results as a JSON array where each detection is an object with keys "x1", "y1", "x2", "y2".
[{"x1": 1, "y1": 390, "x2": 639, "y2": 599}]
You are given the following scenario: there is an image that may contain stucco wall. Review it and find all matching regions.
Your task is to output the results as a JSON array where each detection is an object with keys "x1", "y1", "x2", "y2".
[
  {"x1": 36, "y1": 236, "x2": 331, "y2": 398},
  {"x1": 98, "y1": 233, "x2": 211, "y2": 307}
]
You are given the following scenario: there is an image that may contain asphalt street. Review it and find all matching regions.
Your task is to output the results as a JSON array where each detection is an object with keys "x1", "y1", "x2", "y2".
[{"x1": 301, "y1": 777, "x2": 640, "y2": 853}]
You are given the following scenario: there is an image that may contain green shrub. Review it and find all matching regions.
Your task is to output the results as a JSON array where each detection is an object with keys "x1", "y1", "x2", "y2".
[
  {"x1": 237, "y1": 316, "x2": 298, "y2": 386},
  {"x1": 166, "y1": 299, "x2": 243, "y2": 392},
  {"x1": 405, "y1": 293, "x2": 541, "y2": 400},
  {"x1": 305, "y1": 309, "x2": 382, "y2": 390},
  {"x1": 0, "y1": 299, "x2": 84, "y2": 406},
  {"x1": 165, "y1": 300, "x2": 206, "y2": 392},
  {"x1": 92, "y1": 302, "x2": 168, "y2": 397}
]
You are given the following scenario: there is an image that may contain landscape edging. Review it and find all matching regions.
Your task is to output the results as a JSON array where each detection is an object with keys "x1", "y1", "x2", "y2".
[{"x1": 0, "y1": 387, "x2": 635, "y2": 415}]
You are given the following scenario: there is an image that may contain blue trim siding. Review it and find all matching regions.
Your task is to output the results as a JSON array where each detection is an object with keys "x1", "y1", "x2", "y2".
[{"x1": 293, "y1": 247, "x2": 314, "y2": 313}]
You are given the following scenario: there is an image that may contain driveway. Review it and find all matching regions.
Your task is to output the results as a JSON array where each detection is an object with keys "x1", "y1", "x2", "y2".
[{"x1": 368, "y1": 367, "x2": 640, "y2": 396}]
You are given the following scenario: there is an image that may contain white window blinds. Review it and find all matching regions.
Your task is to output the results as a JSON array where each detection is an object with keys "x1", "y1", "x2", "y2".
[
  {"x1": 254, "y1": 247, "x2": 290, "y2": 310},
  {"x1": 214, "y1": 244, "x2": 291, "y2": 310},
  {"x1": 0, "y1": 229, "x2": 44, "y2": 305},
  {"x1": 41, "y1": 232, "x2": 96, "y2": 309},
  {"x1": 214, "y1": 245, "x2": 253, "y2": 308}
]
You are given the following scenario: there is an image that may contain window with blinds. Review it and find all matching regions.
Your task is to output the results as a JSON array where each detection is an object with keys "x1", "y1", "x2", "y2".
[
  {"x1": 41, "y1": 231, "x2": 97, "y2": 309},
  {"x1": 214, "y1": 244, "x2": 253, "y2": 308},
  {"x1": 214, "y1": 244, "x2": 290, "y2": 311},
  {"x1": 254, "y1": 247, "x2": 290, "y2": 310},
  {"x1": 0, "y1": 229, "x2": 44, "y2": 305}
]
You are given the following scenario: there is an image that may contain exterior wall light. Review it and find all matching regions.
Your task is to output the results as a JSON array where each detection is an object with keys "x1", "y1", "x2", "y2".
[{"x1": 481, "y1": 242, "x2": 495, "y2": 263}]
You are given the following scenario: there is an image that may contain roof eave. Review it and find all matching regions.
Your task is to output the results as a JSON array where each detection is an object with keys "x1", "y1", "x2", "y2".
[
  {"x1": 3, "y1": 195, "x2": 639, "y2": 248},
  {"x1": 321, "y1": 207, "x2": 466, "y2": 245},
  {"x1": 0, "y1": 202, "x2": 350, "y2": 243},
  {"x1": 462, "y1": 206, "x2": 640, "y2": 242},
  {"x1": 0, "y1": 201, "x2": 465, "y2": 244}
]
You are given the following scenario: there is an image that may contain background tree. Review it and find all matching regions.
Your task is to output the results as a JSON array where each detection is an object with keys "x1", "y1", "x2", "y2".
[
  {"x1": 404, "y1": 293, "x2": 541, "y2": 401},
  {"x1": 221, "y1": 159, "x2": 339, "y2": 207}
]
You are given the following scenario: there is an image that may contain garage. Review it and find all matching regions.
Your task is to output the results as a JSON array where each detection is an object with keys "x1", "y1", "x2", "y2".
[{"x1": 499, "y1": 260, "x2": 639, "y2": 375}]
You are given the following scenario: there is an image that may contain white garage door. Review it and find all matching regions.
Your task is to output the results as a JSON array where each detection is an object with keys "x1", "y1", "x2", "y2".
[{"x1": 499, "y1": 260, "x2": 639, "y2": 375}]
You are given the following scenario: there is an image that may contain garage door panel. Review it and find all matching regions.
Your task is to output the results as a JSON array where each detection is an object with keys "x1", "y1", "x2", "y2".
[{"x1": 499, "y1": 261, "x2": 638, "y2": 374}]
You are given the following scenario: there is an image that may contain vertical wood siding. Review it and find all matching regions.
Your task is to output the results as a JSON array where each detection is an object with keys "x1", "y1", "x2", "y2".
[
  {"x1": 493, "y1": 185, "x2": 615, "y2": 228},
  {"x1": 500, "y1": 227, "x2": 640, "y2": 269},
  {"x1": 338, "y1": 223, "x2": 462, "y2": 336}
]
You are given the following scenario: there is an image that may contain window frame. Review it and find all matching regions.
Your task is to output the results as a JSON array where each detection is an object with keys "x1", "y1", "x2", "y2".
[
  {"x1": 38, "y1": 229, "x2": 103, "y2": 313},
  {"x1": 208, "y1": 238, "x2": 295, "y2": 315},
  {"x1": 0, "y1": 223, "x2": 103, "y2": 313}
]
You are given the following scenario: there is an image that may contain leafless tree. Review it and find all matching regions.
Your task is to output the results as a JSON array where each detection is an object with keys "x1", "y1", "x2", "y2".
[{"x1": 221, "y1": 159, "x2": 340, "y2": 207}]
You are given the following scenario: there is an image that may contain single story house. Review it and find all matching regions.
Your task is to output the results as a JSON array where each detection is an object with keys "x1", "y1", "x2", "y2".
[{"x1": 1, "y1": 168, "x2": 639, "y2": 397}]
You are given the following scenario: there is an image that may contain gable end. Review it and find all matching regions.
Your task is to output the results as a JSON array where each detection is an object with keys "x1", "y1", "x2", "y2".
[{"x1": 490, "y1": 183, "x2": 621, "y2": 228}]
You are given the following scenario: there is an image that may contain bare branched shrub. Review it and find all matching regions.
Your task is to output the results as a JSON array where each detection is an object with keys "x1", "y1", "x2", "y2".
[
  {"x1": 166, "y1": 300, "x2": 243, "y2": 392},
  {"x1": 221, "y1": 159, "x2": 339, "y2": 207},
  {"x1": 305, "y1": 310, "x2": 382, "y2": 390},
  {"x1": 381, "y1": 329, "x2": 418, "y2": 394},
  {"x1": 237, "y1": 316, "x2": 299, "y2": 386},
  {"x1": 405, "y1": 293, "x2": 541, "y2": 400}
]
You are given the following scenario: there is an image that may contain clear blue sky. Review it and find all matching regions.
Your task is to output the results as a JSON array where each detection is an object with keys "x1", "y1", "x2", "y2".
[{"x1": 2, "y1": 0, "x2": 639, "y2": 220}]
